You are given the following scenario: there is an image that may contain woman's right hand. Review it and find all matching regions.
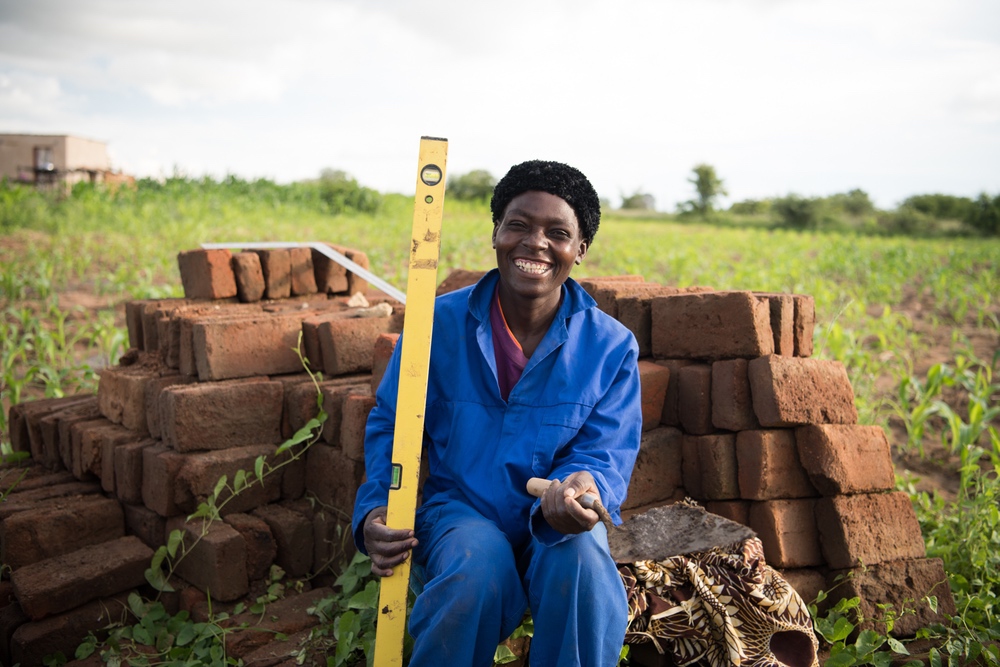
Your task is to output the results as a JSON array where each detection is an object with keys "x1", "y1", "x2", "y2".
[{"x1": 363, "y1": 506, "x2": 419, "y2": 577}]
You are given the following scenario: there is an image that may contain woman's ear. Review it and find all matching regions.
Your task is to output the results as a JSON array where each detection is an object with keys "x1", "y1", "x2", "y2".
[{"x1": 575, "y1": 240, "x2": 588, "y2": 265}]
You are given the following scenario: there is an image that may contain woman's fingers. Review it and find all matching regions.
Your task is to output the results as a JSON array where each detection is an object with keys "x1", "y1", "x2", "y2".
[
  {"x1": 363, "y1": 507, "x2": 418, "y2": 577},
  {"x1": 541, "y1": 473, "x2": 600, "y2": 534}
]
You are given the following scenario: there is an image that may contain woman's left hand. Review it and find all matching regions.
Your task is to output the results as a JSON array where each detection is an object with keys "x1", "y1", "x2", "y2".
[{"x1": 540, "y1": 471, "x2": 601, "y2": 534}]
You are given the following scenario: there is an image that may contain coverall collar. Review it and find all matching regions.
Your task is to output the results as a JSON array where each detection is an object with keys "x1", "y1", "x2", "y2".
[{"x1": 469, "y1": 269, "x2": 596, "y2": 379}]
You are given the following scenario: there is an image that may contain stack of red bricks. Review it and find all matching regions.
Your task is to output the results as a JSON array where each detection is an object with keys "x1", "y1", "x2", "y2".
[
  {"x1": 578, "y1": 275, "x2": 955, "y2": 640},
  {"x1": 1, "y1": 245, "x2": 408, "y2": 666},
  {"x1": 2, "y1": 259, "x2": 956, "y2": 664}
]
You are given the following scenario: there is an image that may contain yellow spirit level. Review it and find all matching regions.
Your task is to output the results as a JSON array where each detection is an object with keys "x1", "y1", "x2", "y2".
[{"x1": 372, "y1": 136, "x2": 447, "y2": 666}]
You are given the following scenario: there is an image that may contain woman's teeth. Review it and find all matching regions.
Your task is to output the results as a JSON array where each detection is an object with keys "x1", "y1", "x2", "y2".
[{"x1": 514, "y1": 260, "x2": 549, "y2": 274}]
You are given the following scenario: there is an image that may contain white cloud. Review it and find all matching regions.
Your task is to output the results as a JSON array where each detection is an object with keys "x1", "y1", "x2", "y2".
[{"x1": 1, "y1": 0, "x2": 997, "y2": 208}]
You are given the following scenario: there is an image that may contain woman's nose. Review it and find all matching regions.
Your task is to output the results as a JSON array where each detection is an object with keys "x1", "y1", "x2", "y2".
[{"x1": 523, "y1": 228, "x2": 547, "y2": 249}]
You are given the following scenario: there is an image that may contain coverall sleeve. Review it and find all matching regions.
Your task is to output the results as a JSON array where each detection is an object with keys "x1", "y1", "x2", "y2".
[{"x1": 529, "y1": 338, "x2": 643, "y2": 545}]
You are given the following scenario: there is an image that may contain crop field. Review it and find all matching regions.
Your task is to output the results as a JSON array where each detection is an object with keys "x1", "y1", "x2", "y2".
[{"x1": 1, "y1": 179, "x2": 998, "y2": 663}]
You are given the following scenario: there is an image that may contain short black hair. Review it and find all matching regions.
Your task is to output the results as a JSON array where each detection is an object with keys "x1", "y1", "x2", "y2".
[{"x1": 490, "y1": 160, "x2": 601, "y2": 244}]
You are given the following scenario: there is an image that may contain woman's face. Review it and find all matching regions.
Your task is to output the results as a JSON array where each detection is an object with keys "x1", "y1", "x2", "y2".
[{"x1": 492, "y1": 190, "x2": 588, "y2": 303}]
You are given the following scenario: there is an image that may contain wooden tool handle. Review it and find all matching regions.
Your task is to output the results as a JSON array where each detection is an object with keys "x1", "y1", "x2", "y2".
[{"x1": 526, "y1": 477, "x2": 598, "y2": 508}]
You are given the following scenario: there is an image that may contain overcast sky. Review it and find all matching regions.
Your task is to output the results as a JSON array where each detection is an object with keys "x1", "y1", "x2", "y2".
[{"x1": 1, "y1": 0, "x2": 997, "y2": 210}]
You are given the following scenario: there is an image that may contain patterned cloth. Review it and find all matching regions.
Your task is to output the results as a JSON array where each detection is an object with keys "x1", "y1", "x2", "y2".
[{"x1": 620, "y1": 532, "x2": 819, "y2": 667}]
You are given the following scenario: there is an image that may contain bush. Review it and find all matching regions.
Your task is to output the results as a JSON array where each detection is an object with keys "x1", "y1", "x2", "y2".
[
  {"x1": 313, "y1": 171, "x2": 383, "y2": 215},
  {"x1": 965, "y1": 192, "x2": 1000, "y2": 235},
  {"x1": 728, "y1": 199, "x2": 770, "y2": 215},
  {"x1": 448, "y1": 169, "x2": 496, "y2": 202},
  {"x1": 828, "y1": 189, "x2": 876, "y2": 217},
  {"x1": 620, "y1": 190, "x2": 656, "y2": 211},
  {"x1": 876, "y1": 207, "x2": 938, "y2": 236},
  {"x1": 771, "y1": 194, "x2": 827, "y2": 230},
  {"x1": 902, "y1": 193, "x2": 976, "y2": 221}
]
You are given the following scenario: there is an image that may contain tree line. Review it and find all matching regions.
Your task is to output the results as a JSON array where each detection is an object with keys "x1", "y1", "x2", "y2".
[{"x1": 446, "y1": 165, "x2": 1000, "y2": 236}]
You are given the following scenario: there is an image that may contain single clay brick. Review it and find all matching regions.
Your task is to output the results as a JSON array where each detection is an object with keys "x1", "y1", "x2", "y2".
[
  {"x1": 11, "y1": 536, "x2": 151, "y2": 621},
  {"x1": 341, "y1": 391, "x2": 377, "y2": 462},
  {"x1": 301, "y1": 310, "x2": 352, "y2": 371},
  {"x1": 748, "y1": 355, "x2": 858, "y2": 427},
  {"x1": 255, "y1": 249, "x2": 292, "y2": 299},
  {"x1": 619, "y1": 286, "x2": 713, "y2": 357},
  {"x1": 638, "y1": 360, "x2": 670, "y2": 432},
  {"x1": 231, "y1": 252, "x2": 266, "y2": 302},
  {"x1": 192, "y1": 312, "x2": 316, "y2": 381},
  {"x1": 160, "y1": 379, "x2": 283, "y2": 452},
  {"x1": 141, "y1": 444, "x2": 187, "y2": 516},
  {"x1": 224, "y1": 513, "x2": 277, "y2": 581},
  {"x1": 623, "y1": 426, "x2": 683, "y2": 509},
  {"x1": 651, "y1": 291, "x2": 774, "y2": 361},
  {"x1": 98, "y1": 426, "x2": 145, "y2": 494},
  {"x1": 175, "y1": 445, "x2": 282, "y2": 515},
  {"x1": 177, "y1": 302, "x2": 270, "y2": 376},
  {"x1": 318, "y1": 316, "x2": 398, "y2": 376},
  {"x1": 331, "y1": 245, "x2": 370, "y2": 296},
  {"x1": 144, "y1": 373, "x2": 198, "y2": 439},
  {"x1": 312, "y1": 246, "x2": 350, "y2": 294},
  {"x1": 793, "y1": 294, "x2": 816, "y2": 357},
  {"x1": 113, "y1": 438, "x2": 157, "y2": 505},
  {"x1": 67, "y1": 417, "x2": 112, "y2": 480},
  {"x1": 824, "y1": 558, "x2": 956, "y2": 637},
  {"x1": 0, "y1": 495, "x2": 124, "y2": 571},
  {"x1": 321, "y1": 383, "x2": 371, "y2": 445},
  {"x1": 749, "y1": 499, "x2": 823, "y2": 568},
  {"x1": 167, "y1": 517, "x2": 248, "y2": 602},
  {"x1": 816, "y1": 492, "x2": 926, "y2": 569},
  {"x1": 678, "y1": 363, "x2": 714, "y2": 435},
  {"x1": 371, "y1": 333, "x2": 400, "y2": 394},
  {"x1": 305, "y1": 443, "x2": 365, "y2": 512},
  {"x1": 696, "y1": 433, "x2": 739, "y2": 500},
  {"x1": 617, "y1": 295, "x2": 655, "y2": 357},
  {"x1": 252, "y1": 504, "x2": 313, "y2": 577},
  {"x1": 289, "y1": 246, "x2": 318, "y2": 295},
  {"x1": 712, "y1": 358, "x2": 759, "y2": 432},
  {"x1": 178, "y1": 249, "x2": 238, "y2": 300},
  {"x1": 124, "y1": 299, "x2": 146, "y2": 350},
  {"x1": 736, "y1": 429, "x2": 817, "y2": 500},
  {"x1": 123, "y1": 502, "x2": 167, "y2": 550},
  {"x1": 680, "y1": 435, "x2": 703, "y2": 500},
  {"x1": 656, "y1": 359, "x2": 695, "y2": 426},
  {"x1": 795, "y1": 424, "x2": 895, "y2": 495}
]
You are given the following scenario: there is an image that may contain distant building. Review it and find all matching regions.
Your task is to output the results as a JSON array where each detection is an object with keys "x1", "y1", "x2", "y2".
[{"x1": 0, "y1": 133, "x2": 130, "y2": 188}]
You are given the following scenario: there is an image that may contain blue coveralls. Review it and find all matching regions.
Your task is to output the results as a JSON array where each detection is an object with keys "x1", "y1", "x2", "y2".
[{"x1": 353, "y1": 270, "x2": 643, "y2": 666}]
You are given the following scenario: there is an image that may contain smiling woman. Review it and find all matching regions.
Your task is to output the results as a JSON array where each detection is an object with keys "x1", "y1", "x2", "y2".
[{"x1": 353, "y1": 159, "x2": 643, "y2": 667}]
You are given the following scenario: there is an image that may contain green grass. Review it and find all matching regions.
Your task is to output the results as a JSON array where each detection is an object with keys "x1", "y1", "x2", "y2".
[{"x1": 2, "y1": 177, "x2": 999, "y2": 663}]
